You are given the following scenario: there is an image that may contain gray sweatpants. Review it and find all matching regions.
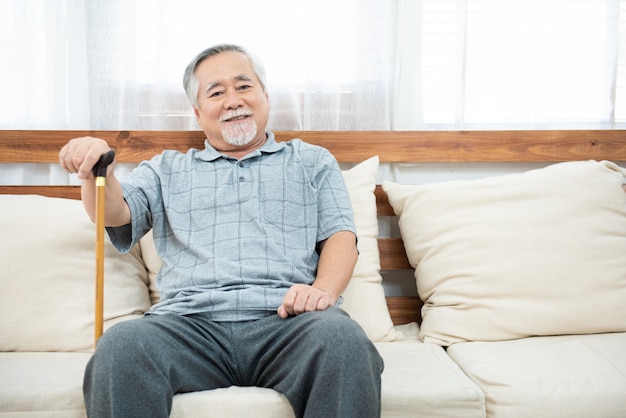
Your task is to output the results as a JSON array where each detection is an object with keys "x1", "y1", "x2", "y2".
[{"x1": 83, "y1": 307, "x2": 383, "y2": 418}]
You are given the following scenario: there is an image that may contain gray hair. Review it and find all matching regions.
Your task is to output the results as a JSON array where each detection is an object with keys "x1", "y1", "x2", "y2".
[{"x1": 183, "y1": 44, "x2": 267, "y2": 107}]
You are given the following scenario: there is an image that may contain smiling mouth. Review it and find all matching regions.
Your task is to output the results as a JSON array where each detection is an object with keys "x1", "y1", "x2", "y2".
[{"x1": 222, "y1": 114, "x2": 251, "y2": 123}]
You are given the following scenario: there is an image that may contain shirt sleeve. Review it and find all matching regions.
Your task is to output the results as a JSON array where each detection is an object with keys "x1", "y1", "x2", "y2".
[
  {"x1": 106, "y1": 155, "x2": 164, "y2": 253},
  {"x1": 313, "y1": 147, "x2": 357, "y2": 243}
]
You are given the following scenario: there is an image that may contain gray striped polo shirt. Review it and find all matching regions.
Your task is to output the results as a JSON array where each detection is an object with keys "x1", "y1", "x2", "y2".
[{"x1": 107, "y1": 132, "x2": 356, "y2": 321}]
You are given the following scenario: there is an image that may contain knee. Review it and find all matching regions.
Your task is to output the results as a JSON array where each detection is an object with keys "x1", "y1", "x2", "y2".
[
  {"x1": 97, "y1": 319, "x2": 143, "y2": 350},
  {"x1": 296, "y1": 309, "x2": 383, "y2": 383},
  {"x1": 309, "y1": 308, "x2": 367, "y2": 341},
  {"x1": 306, "y1": 308, "x2": 381, "y2": 360},
  {"x1": 90, "y1": 319, "x2": 150, "y2": 369}
]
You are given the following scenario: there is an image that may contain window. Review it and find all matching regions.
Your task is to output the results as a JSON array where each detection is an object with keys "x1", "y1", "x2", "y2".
[{"x1": 1, "y1": 0, "x2": 625, "y2": 130}]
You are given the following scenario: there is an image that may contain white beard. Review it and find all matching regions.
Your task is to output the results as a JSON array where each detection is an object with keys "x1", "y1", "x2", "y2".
[{"x1": 221, "y1": 117, "x2": 257, "y2": 147}]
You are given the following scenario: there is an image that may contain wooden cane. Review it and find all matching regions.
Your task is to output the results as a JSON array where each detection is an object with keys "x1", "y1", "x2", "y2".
[{"x1": 92, "y1": 150, "x2": 116, "y2": 347}]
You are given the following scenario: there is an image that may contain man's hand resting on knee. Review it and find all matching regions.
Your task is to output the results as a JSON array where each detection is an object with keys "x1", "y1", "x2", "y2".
[{"x1": 277, "y1": 284, "x2": 335, "y2": 319}]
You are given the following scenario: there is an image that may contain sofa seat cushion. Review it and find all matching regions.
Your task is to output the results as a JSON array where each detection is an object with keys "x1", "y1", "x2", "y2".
[
  {"x1": 0, "y1": 352, "x2": 90, "y2": 417},
  {"x1": 0, "y1": 326, "x2": 486, "y2": 418},
  {"x1": 376, "y1": 338, "x2": 485, "y2": 417},
  {"x1": 170, "y1": 324, "x2": 485, "y2": 418},
  {"x1": 171, "y1": 387, "x2": 294, "y2": 418},
  {"x1": 447, "y1": 332, "x2": 626, "y2": 418},
  {"x1": 176, "y1": 323, "x2": 485, "y2": 418}
]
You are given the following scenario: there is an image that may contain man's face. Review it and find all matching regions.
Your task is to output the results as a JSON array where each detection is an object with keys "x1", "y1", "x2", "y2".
[{"x1": 193, "y1": 51, "x2": 270, "y2": 151}]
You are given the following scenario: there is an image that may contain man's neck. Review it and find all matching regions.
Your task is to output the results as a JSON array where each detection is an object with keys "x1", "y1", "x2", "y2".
[{"x1": 211, "y1": 133, "x2": 268, "y2": 160}]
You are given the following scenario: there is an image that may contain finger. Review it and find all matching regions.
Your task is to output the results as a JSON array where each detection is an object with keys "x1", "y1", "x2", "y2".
[
  {"x1": 58, "y1": 145, "x2": 68, "y2": 171},
  {"x1": 292, "y1": 291, "x2": 310, "y2": 316},
  {"x1": 304, "y1": 292, "x2": 321, "y2": 313},
  {"x1": 76, "y1": 151, "x2": 102, "y2": 180},
  {"x1": 280, "y1": 287, "x2": 298, "y2": 317},
  {"x1": 277, "y1": 305, "x2": 289, "y2": 319},
  {"x1": 59, "y1": 139, "x2": 87, "y2": 176},
  {"x1": 315, "y1": 295, "x2": 331, "y2": 312},
  {"x1": 59, "y1": 142, "x2": 80, "y2": 174}
]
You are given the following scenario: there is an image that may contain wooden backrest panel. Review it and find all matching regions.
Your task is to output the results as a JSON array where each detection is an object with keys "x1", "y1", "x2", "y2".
[
  {"x1": 0, "y1": 185, "x2": 81, "y2": 200},
  {"x1": 2, "y1": 130, "x2": 625, "y2": 163},
  {"x1": 2, "y1": 129, "x2": 625, "y2": 325}
]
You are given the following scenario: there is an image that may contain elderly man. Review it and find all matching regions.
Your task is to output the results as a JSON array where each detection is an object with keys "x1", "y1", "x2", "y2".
[{"x1": 59, "y1": 44, "x2": 383, "y2": 418}]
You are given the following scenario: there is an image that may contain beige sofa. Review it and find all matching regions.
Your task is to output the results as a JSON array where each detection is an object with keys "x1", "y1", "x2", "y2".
[{"x1": 1, "y1": 151, "x2": 626, "y2": 417}]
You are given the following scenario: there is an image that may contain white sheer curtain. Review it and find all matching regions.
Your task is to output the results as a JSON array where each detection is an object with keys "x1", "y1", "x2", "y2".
[
  {"x1": 0, "y1": 0, "x2": 89, "y2": 129},
  {"x1": 393, "y1": 0, "x2": 624, "y2": 129},
  {"x1": 80, "y1": 0, "x2": 392, "y2": 131},
  {"x1": 1, "y1": 0, "x2": 626, "y2": 185}
]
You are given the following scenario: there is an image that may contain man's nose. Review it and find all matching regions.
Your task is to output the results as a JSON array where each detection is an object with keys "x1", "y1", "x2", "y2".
[{"x1": 223, "y1": 89, "x2": 243, "y2": 109}]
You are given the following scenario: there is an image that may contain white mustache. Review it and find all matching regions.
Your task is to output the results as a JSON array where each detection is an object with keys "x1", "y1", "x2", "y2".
[{"x1": 220, "y1": 109, "x2": 252, "y2": 122}]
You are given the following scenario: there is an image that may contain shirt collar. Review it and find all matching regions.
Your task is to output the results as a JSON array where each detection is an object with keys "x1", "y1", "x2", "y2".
[{"x1": 195, "y1": 132, "x2": 284, "y2": 162}]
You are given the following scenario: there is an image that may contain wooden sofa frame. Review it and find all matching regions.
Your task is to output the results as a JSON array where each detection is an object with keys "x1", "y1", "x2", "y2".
[{"x1": 2, "y1": 129, "x2": 625, "y2": 325}]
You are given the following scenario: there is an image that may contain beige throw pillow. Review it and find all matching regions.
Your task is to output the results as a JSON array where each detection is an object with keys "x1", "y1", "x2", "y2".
[
  {"x1": 383, "y1": 160, "x2": 626, "y2": 345},
  {"x1": 0, "y1": 195, "x2": 151, "y2": 352},
  {"x1": 340, "y1": 156, "x2": 403, "y2": 341},
  {"x1": 140, "y1": 156, "x2": 402, "y2": 342}
]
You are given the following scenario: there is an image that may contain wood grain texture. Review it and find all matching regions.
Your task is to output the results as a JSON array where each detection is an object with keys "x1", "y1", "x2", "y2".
[
  {"x1": 0, "y1": 185, "x2": 82, "y2": 199},
  {"x1": 375, "y1": 186, "x2": 394, "y2": 216},
  {"x1": 379, "y1": 238, "x2": 411, "y2": 270},
  {"x1": 387, "y1": 296, "x2": 422, "y2": 325},
  {"x1": 2, "y1": 130, "x2": 625, "y2": 163}
]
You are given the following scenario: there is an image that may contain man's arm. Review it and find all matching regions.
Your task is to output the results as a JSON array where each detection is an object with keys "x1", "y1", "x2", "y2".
[
  {"x1": 59, "y1": 136, "x2": 131, "y2": 227},
  {"x1": 277, "y1": 230, "x2": 358, "y2": 318}
]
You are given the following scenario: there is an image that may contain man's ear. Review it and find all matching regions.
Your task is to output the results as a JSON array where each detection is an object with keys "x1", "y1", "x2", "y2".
[{"x1": 192, "y1": 106, "x2": 201, "y2": 122}]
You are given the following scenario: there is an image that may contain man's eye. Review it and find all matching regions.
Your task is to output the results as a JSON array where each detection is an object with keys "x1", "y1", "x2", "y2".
[
  {"x1": 209, "y1": 91, "x2": 223, "y2": 98},
  {"x1": 238, "y1": 85, "x2": 251, "y2": 91}
]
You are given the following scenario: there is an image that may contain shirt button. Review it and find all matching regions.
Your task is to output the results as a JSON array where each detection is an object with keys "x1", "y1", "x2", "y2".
[
  {"x1": 239, "y1": 176, "x2": 245, "y2": 182},
  {"x1": 238, "y1": 162, "x2": 244, "y2": 168}
]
